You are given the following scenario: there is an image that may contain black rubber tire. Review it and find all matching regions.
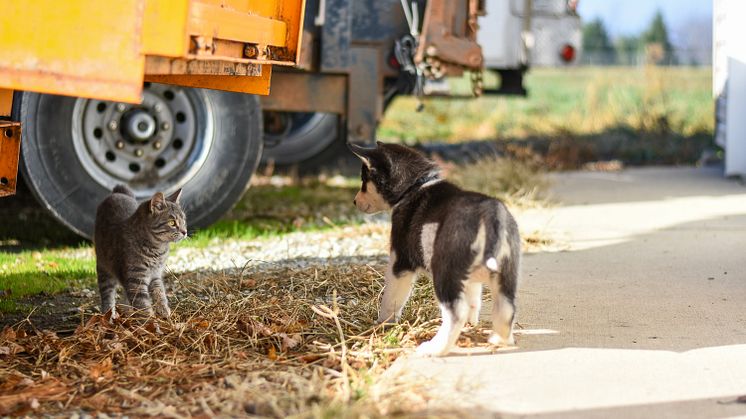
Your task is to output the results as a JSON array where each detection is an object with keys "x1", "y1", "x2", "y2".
[
  {"x1": 260, "y1": 112, "x2": 363, "y2": 175},
  {"x1": 261, "y1": 111, "x2": 339, "y2": 166},
  {"x1": 20, "y1": 89, "x2": 263, "y2": 239}
]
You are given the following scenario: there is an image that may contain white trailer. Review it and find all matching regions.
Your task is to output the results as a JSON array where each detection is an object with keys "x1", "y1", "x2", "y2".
[
  {"x1": 479, "y1": 0, "x2": 581, "y2": 70},
  {"x1": 714, "y1": 0, "x2": 746, "y2": 177}
]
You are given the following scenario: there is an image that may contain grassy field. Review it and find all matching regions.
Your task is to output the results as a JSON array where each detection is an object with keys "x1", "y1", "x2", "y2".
[{"x1": 379, "y1": 66, "x2": 713, "y2": 143}]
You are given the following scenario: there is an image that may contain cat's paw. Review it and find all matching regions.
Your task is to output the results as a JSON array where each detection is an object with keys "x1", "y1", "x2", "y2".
[
  {"x1": 415, "y1": 340, "x2": 450, "y2": 357},
  {"x1": 376, "y1": 313, "x2": 399, "y2": 325},
  {"x1": 155, "y1": 306, "x2": 171, "y2": 319}
]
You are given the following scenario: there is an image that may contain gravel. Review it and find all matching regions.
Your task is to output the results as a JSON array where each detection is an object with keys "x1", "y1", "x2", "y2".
[{"x1": 169, "y1": 219, "x2": 391, "y2": 273}]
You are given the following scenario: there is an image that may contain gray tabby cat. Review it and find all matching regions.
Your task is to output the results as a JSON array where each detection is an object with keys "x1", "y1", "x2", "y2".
[{"x1": 94, "y1": 185, "x2": 187, "y2": 319}]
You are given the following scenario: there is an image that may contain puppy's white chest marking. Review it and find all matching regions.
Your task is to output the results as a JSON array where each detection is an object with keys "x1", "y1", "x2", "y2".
[{"x1": 420, "y1": 222, "x2": 439, "y2": 270}]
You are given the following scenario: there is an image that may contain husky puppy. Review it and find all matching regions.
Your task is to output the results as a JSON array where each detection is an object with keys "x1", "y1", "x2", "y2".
[{"x1": 349, "y1": 141, "x2": 521, "y2": 356}]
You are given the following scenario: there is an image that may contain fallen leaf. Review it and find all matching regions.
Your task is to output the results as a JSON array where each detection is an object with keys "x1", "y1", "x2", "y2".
[
  {"x1": 267, "y1": 346, "x2": 277, "y2": 361},
  {"x1": 0, "y1": 342, "x2": 25, "y2": 356},
  {"x1": 279, "y1": 333, "x2": 300, "y2": 351},
  {"x1": 89, "y1": 357, "x2": 114, "y2": 381},
  {"x1": 190, "y1": 319, "x2": 210, "y2": 329}
]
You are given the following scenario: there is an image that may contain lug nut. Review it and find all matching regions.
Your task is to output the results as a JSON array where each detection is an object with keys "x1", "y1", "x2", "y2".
[
  {"x1": 153, "y1": 141, "x2": 162, "y2": 150},
  {"x1": 161, "y1": 122, "x2": 170, "y2": 131},
  {"x1": 154, "y1": 104, "x2": 162, "y2": 112},
  {"x1": 108, "y1": 120, "x2": 118, "y2": 130},
  {"x1": 134, "y1": 149, "x2": 144, "y2": 157},
  {"x1": 115, "y1": 141, "x2": 125, "y2": 149},
  {"x1": 116, "y1": 103, "x2": 126, "y2": 112}
]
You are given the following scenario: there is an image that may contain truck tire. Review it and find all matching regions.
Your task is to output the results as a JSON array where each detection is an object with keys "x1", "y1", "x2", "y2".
[
  {"x1": 261, "y1": 111, "x2": 342, "y2": 172},
  {"x1": 20, "y1": 85, "x2": 262, "y2": 239}
]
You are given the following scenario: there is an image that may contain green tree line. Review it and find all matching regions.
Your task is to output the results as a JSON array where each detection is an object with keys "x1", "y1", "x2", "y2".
[{"x1": 582, "y1": 10, "x2": 676, "y2": 65}]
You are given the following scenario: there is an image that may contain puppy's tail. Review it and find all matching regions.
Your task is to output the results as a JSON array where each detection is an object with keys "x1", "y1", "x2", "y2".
[
  {"x1": 113, "y1": 184, "x2": 135, "y2": 197},
  {"x1": 482, "y1": 201, "x2": 504, "y2": 273}
]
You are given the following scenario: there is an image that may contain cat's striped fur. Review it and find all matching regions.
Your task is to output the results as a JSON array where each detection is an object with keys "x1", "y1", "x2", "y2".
[{"x1": 94, "y1": 185, "x2": 186, "y2": 319}]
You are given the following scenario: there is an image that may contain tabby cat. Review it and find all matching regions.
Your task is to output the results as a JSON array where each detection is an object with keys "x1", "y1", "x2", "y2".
[{"x1": 94, "y1": 185, "x2": 187, "y2": 319}]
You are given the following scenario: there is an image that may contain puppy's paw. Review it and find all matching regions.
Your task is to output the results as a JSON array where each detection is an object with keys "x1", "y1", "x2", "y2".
[
  {"x1": 488, "y1": 332, "x2": 515, "y2": 347},
  {"x1": 415, "y1": 340, "x2": 450, "y2": 357}
]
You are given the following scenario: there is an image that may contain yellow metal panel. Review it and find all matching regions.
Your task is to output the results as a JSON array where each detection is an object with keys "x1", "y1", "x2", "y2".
[
  {"x1": 188, "y1": 1, "x2": 287, "y2": 47},
  {"x1": 0, "y1": 122, "x2": 21, "y2": 197},
  {"x1": 198, "y1": 1, "x2": 279, "y2": 16},
  {"x1": 277, "y1": 0, "x2": 306, "y2": 64},
  {"x1": 0, "y1": 1, "x2": 145, "y2": 103},
  {"x1": 143, "y1": 0, "x2": 190, "y2": 57},
  {"x1": 0, "y1": 89, "x2": 13, "y2": 118},
  {"x1": 145, "y1": 65, "x2": 272, "y2": 95}
]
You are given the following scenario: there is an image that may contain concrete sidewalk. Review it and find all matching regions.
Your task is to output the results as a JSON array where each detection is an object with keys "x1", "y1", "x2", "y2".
[{"x1": 380, "y1": 167, "x2": 746, "y2": 418}]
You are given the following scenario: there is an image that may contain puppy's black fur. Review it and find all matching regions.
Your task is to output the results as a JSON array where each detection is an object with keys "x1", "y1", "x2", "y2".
[{"x1": 350, "y1": 141, "x2": 521, "y2": 356}]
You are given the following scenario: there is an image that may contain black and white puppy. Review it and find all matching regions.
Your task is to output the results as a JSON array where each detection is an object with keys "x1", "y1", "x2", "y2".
[{"x1": 349, "y1": 141, "x2": 521, "y2": 357}]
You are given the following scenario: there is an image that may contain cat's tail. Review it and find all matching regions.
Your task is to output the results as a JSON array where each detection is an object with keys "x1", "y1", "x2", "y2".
[{"x1": 113, "y1": 184, "x2": 135, "y2": 197}]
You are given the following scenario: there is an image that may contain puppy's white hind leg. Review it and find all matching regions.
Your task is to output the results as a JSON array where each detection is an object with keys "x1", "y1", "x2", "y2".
[
  {"x1": 464, "y1": 281, "x2": 483, "y2": 326},
  {"x1": 489, "y1": 284, "x2": 515, "y2": 346},
  {"x1": 416, "y1": 297, "x2": 469, "y2": 357},
  {"x1": 377, "y1": 252, "x2": 416, "y2": 324}
]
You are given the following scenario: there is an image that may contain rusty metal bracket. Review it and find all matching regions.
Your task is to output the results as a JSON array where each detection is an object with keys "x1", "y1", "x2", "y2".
[
  {"x1": 0, "y1": 122, "x2": 21, "y2": 197},
  {"x1": 415, "y1": 0, "x2": 483, "y2": 71}
]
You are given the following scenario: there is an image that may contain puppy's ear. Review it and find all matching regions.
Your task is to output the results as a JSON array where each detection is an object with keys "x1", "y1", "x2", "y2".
[{"x1": 347, "y1": 142, "x2": 376, "y2": 168}]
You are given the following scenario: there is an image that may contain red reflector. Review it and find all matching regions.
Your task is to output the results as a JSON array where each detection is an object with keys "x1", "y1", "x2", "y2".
[
  {"x1": 560, "y1": 44, "x2": 576, "y2": 62},
  {"x1": 388, "y1": 55, "x2": 400, "y2": 69}
]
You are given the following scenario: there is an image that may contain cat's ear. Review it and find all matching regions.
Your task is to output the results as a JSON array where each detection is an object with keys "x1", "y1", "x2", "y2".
[
  {"x1": 150, "y1": 192, "x2": 166, "y2": 213},
  {"x1": 167, "y1": 188, "x2": 182, "y2": 204}
]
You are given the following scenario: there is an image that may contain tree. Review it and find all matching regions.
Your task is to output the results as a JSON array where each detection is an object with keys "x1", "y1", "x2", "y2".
[
  {"x1": 641, "y1": 10, "x2": 675, "y2": 65},
  {"x1": 582, "y1": 18, "x2": 615, "y2": 65},
  {"x1": 615, "y1": 36, "x2": 641, "y2": 66}
]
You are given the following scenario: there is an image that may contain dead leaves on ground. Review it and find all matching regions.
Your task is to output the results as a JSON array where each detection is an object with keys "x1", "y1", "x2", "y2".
[{"x1": 1, "y1": 263, "x2": 432, "y2": 417}]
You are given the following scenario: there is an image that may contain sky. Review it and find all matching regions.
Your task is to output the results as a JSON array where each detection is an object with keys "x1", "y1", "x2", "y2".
[{"x1": 577, "y1": 0, "x2": 712, "y2": 38}]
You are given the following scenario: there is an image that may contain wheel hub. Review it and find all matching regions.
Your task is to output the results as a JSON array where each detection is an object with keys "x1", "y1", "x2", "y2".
[
  {"x1": 121, "y1": 109, "x2": 157, "y2": 142},
  {"x1": 71, "y1": 83, "x2": 214, "y2": 197}
]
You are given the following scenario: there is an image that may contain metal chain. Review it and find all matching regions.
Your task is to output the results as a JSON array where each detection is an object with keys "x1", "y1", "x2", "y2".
[{"x1": 471, "y1": 67, "x2": 484, "y2": 97}]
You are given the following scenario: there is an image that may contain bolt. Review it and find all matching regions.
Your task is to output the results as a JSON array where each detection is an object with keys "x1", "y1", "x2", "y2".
[
  {"x1": 161, "y1": 122, "x2": 170, "y2": 131},
  {"x1": 108, "y1": 120, "x2": 118, "y2": 130},
  {"x1": 115, "y1": 141, "x2": 125, "y2": 149},
  {"x1": 134, "y1": 149, "x2": 144, "y2": 157},
  {"x1": 244, "y1": 44, "x2": 258, "y2": 58},
  {"x1": 153, "y1": 141, "x2": 162, "y2": 150},
  {"x1": 116, "y1": 103, "x2": 126, "y2": 112},
  {"x1": 154, "y1": 104, "x2": 162, "y2": 112}
]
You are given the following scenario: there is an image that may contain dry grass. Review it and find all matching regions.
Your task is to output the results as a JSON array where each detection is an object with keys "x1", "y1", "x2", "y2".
[
  {"x1": 445, "y1": 156, "x2": 548, "y2": 209},
  {"x1": 1, "y1": 261, "x2": 515, "y2": 417},
  {"x1": 0, "y1": 157, "x2": 550, "y2": 416}
]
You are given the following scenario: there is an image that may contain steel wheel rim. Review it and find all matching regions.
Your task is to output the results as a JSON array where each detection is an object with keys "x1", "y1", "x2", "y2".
[
  {"x1": 261, "y1": 112, "x2": 336, "y2": 163},
  {"x1": 71, "y1": 83, "x2": 214, "y2": 198}
]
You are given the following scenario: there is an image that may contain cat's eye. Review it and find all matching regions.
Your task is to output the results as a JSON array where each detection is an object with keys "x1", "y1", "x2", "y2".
[{"x1": 168, "y1": 219, "x2": 176, "y2": 227}]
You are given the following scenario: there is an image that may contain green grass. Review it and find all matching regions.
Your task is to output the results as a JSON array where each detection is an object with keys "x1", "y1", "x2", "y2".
[
  {"x1": 0, "y1": 248, "x2": 95, "y2": 312},
  {"x1": 0, "y1": 179, "x2": 366, "y2": 309},
  {"x1": 378, "y1": 66, "x2": 713, "y2": 143},
  {"x1": 180, "y1": 180, "x2": 363, "y2": 248}
]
